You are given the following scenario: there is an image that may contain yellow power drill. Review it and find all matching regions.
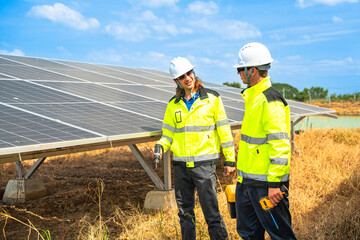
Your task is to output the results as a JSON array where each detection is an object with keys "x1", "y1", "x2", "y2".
[{"x1": 259, "y1": 185, "x2": 289, "y2": 229}]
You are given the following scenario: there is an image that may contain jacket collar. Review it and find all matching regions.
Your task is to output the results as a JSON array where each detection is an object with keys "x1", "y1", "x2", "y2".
[
  {"x1": 241, "y1": 76, "x2": 272, "y2": 102},
  {"x1": 174, "y1": 88, "x2": 207, "y2": 104},
  {"x1": 199, "y1": 88, "x2": 209, "y2": 100}
]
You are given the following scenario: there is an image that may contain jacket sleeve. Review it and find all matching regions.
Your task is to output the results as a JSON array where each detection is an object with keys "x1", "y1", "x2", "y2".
[
  {"x1": 263, "y1": 101, "x2": 291, "y2": 187},
  {"x1": 214, "y1": 96, "x2": 236, "y2": 166},
  {"x1": 156, "y1": 102, "x2": 175, "y2": 153}
]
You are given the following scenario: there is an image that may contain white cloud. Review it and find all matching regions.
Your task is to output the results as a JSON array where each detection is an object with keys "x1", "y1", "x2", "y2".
[
  {"x1": 139, "y1": 11, "x2": 190, "y2": 36},
  {"x1": 138, "y1": 10, "x2": 158, "y2": 21},
  {"x1": 27, "y1": 3, "x2": 100, "y2": 30},
  {"x1": 57, "y1": 46, "x2": 71, "y2": 57},
  {"x1": 88, "y1": 49, "x2": 123, "y2": 63},
  {"x1": 187, "y1": 55, "x2": 228, "y2": 68},
  {"x1": 148, "y1": 51, "x2": 165, "y2": 58},
  {"x1": 199, "y1": 57, "x2": 228, "y2": 68},
  {"x1": 296, "y1": 0, "x2": 358, "y2": 8},
  {"x1": 127, "y1": 0, "x2": 179, "y2": 8},
  {"x1": 190, "y1": 18, "x2": 261, "y2": 39},
  {"x1": 285, "y1": 55, "x2": 302, "y2": 61},
  {"x1": 0, "y1": 49, "x2": 25, "y2": 56},
  {"x1": 106, "y1": 11, "x2": 192, "y2": 41},
  {"x1": 188, "y1": 1, "x2": 218, "y2": 15},
  {"x1": 223, "y1": 21, "x2": 262, "y2": 39},
  {"x1": 105, "y1": 22, "x2": 150, "y2": 41},
  {"x1": 317, "y1": 57, "x2": 354, "y2": 67},
  {"x1": 101, "y1": 51, "x2": 169, "y2": 69},
  {"x1": 332, "y1": 16, "x2": 343, "y2": 22},
  {"x1": 270, "y1": 33, "x2": 286, "y2": 40},
  {"x1": 269, "y1": 23, "x2": 358, "y2": 46},
  {"x1": 153, "y1": 23, "x2": 178, "y2": 36}
]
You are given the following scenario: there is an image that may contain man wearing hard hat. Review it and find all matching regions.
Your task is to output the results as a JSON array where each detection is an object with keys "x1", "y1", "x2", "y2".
[
  {"x1": 154, "y1": 57, "x2": 236, "y2": 240},
  {"x1": 234, "y1": 42, "x2": 297, "y2": 239}
]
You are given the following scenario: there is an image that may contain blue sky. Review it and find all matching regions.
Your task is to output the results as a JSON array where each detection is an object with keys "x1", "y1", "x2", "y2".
[{"x1": 1, "y1": 0, "x2": 359, "y2": 95}]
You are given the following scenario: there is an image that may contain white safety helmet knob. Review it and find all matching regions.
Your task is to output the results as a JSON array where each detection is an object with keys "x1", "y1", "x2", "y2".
[
  {"x1": 234, "y1": 42, "x2": 273, "y2": 69},
  {"x1": 169, "y1": 57, "x2": 194, "y2": 79}
]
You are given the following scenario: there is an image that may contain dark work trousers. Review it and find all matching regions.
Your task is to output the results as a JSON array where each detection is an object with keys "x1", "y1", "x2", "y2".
[
  {"x1": 173, "y1": 163, "x2": 228, "y2": 240},
  {"x1": 235, "y1": 183, "x2": 296, "y2": 240}
]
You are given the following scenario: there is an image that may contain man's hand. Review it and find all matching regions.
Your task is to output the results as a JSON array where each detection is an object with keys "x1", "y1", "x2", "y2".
[
  {"x1": 223, "y1": 166, "x2": 236, "y2": 176},
  {"x1": 268, "y1": 187, "x2": 284, "y2": 206}
]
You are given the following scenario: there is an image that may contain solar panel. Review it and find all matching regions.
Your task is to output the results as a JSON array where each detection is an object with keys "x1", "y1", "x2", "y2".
[
  {"x1": 0, "y1": 104, "x2": 99, "y2": 148},
  {"x1": 37, "y1": 82, "x2": 154, "y2": 103},
  {"x1": 0, "y1": 57, "x2": 77, "y2": 82},
  {"x1": 0, "y1": 74, "x2": 13, "y2": 79},
  {"x1": 105, "y1": 84, "x2": 174, "y2": 102},
  {"x1": 0, "y1": 80, "x2": 87, "y2": 104},
  {"x1": 0, "y1": 54, "x2": 335, "y2": 163}
]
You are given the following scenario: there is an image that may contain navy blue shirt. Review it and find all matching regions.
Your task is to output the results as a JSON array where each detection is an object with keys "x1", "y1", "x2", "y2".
[{"x1": 182, "y1": 92, "x2": 199, "y2": 111}]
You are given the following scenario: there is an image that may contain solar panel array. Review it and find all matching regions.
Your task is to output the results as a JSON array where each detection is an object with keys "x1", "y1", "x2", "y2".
[{"x1": 0, "y1": 54, "x2": 334, "y2": 161}]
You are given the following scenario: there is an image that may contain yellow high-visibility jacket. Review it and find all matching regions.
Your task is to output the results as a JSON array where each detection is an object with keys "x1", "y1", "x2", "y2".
[
  {"x1": 157, "y1": 88, "x2": 235, "y2": 168},
  {"x1": 237, "y1": 77, "x2": 291, "y2": 188}
]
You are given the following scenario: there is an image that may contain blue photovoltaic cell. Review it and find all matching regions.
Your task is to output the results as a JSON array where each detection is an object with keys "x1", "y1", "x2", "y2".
[
  {"x1": 14, "y1": 102, "x2": 162, "y2": 136},
  {"x1": 0, "y1": 104, "x2": 99, "y2": 148},
  {"x1": 0, "y1": 57, "x2": 78, "y2": 81},
  {"x1": 0, "y1": 80, "x2": 90, "y2": 104},
  {"x1": 38, "y1": 82, "x2": 152, "y2": 103},
  {"x1": 105, "y1": 84, "x2": 174, "y2": 102},
  {"x1": 0, "y1": 74, "x2": 13, "y2": 79}
]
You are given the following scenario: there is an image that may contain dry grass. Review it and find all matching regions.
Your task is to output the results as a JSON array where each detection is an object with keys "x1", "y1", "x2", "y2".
[
  {"x1": 291, "y1": 128, "x2": 360, "y2": 239},
  {"x1": 310, "y1": 101, "x2": 360, "y2": 115},
  {"x1": 1, "y1": 128, "x2": 359, "y2": 239},
  {"x1": 110, "y1": 185, "x2": 240, "y2": 240}
]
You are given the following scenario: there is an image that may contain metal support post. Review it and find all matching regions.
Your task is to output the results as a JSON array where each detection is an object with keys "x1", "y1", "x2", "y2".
[
  {"x1": 24, "y1": 157, "x2": 46, "y2": 179},
  {"x1": 15, "y1": 161, "x2": 26, "y2": 179},
  {"x1": 128, "y1": 144, "x2": 165, "y2": 190},
  {"x1": 14, "y1": 157, "x2": 47, "y2": 179},
  {"x1": 291, "y1": 121, "x2": 296, "y2": 151}
]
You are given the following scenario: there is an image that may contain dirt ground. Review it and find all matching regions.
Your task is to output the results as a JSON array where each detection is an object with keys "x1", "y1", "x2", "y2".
[{"x1": 0, "y1": 143, "x2": 232, "y2": 239}]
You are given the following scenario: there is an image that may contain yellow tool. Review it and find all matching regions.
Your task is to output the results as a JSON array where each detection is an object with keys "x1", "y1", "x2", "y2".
[
  {"x1": 225, "y1": 184, "x2": 236, "y2": 218},
  {"x1": 259, "y1": 185, "x2": 288, "y2": 229}
]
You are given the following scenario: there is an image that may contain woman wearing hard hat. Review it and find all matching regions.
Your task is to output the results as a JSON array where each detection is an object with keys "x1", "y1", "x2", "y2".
[
  {"x1": 234, "y1": 42, "x2": 297, "y2": 239},
  {"x1": 154, "y1": 57, "x2": 236, "y2": 240}
]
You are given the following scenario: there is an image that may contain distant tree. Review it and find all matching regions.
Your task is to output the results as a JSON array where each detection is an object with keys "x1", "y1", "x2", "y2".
[
  {"x1": 309, "y1": 87, "x2": 328, "y2": 99},
  {"x1": 294, "y1": 88, "x2": 308, "y2": 102},
  {"x1": 223, "y1": 81, "x2": 241, "y2": 88},
  {"x1": 331, "y1": 92, "x2": 360, "y2": 101},
  {"x1": 272, "y1": 83, "x2": 299, "y2": 99},
  {"x1": 330, "y1": 93, "x2": 337, "y2": 101}
]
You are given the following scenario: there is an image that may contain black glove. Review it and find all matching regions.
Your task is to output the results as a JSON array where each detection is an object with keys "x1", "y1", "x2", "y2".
[{"x1": 154, "y1": 144, "x2": 163, "y2": 169}]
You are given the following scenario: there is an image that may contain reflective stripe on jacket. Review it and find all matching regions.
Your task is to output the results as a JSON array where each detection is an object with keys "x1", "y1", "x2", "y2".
[
  {"x1": 237, "y1": 77, "x2": 291, "y2": 188},
  {"x1": 157, "y1": 88, "x2": 235, "y2": 167}
]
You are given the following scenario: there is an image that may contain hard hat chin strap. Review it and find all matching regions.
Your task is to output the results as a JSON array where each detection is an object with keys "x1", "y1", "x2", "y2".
[
  {"x1": 176, "y1": 80, "x2": 183, "y2": 89},
  {"x1": 245, "y1": 67, "x2": 253, "y2": 88},
  {"x1": 191, "y1": 71, "x2": 197, "y2": 98}
]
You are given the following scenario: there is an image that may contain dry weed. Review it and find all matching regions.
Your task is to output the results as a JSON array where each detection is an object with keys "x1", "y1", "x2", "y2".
[{"x1": 291, "y1": 128, "x2": 360, "y2": 239}]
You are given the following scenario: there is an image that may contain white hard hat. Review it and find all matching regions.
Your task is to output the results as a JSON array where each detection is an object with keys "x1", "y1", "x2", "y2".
[
  {"x1": 169, "y1": 57, "x2": 194, "y2": 79},
  {"x1": 234, "y1": 42, "x2": 273, "y2": 69}
]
